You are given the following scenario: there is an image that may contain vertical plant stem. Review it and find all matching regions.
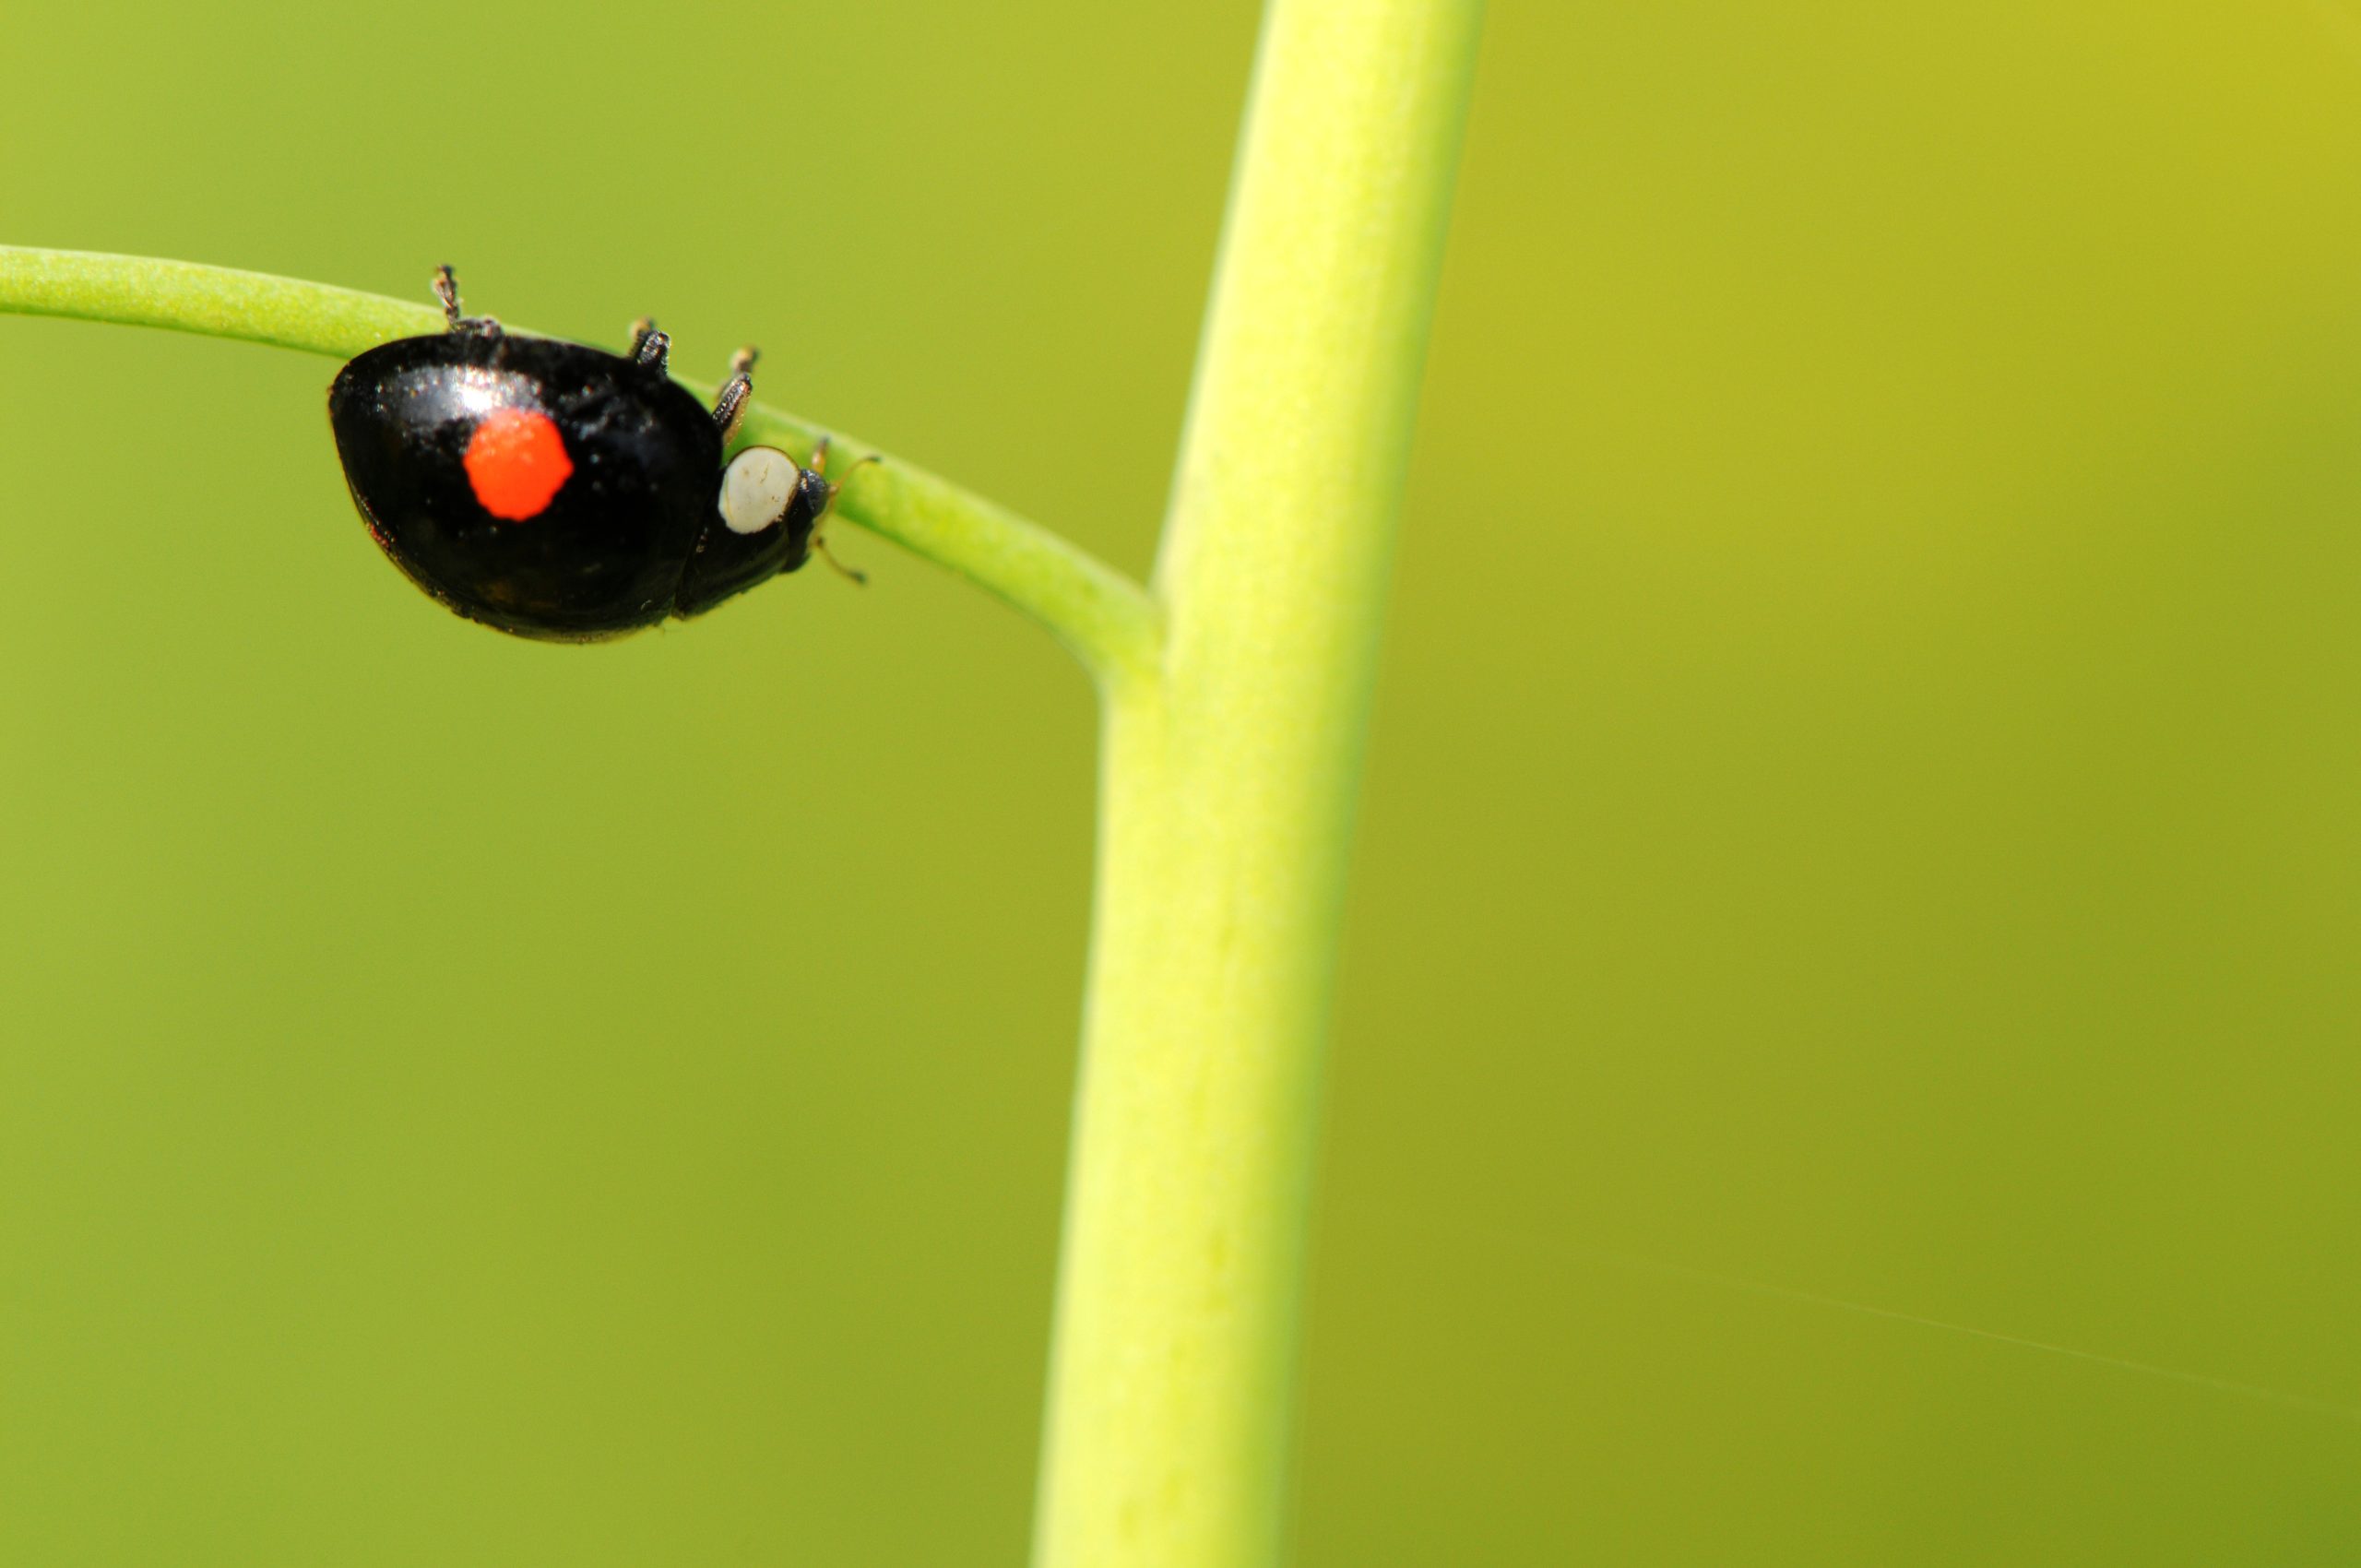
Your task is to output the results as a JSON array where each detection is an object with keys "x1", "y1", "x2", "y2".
[{"x1": 1034, "y1": 4, "x2": 1483, "y2": 1566}]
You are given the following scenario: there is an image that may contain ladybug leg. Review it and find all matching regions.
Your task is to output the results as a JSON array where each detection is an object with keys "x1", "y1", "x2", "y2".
[
  {"x1": 626, "y1": 316, "x2": 670, "y2": 372},
  {"x1": 712, "y1": 346, "x2": 759, "y2": 444},
  {"x1": 431, "y1": 265, "x2": 501, "y2": 338}
]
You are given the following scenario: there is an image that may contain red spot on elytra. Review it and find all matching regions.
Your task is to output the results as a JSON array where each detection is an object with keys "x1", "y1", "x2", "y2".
[{"x1": 464, "y1": 407, "x2": 573, "y2": 520}]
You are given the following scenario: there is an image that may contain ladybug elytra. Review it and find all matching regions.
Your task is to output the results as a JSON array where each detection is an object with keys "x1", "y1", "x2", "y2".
[{"x1": 327, "y1": 266, "x2": 866, "y2": 640}]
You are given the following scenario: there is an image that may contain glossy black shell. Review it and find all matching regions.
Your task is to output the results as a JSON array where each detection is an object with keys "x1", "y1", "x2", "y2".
[{"x1": 327, "y1": 332, "x2": 816, "y2": 640}]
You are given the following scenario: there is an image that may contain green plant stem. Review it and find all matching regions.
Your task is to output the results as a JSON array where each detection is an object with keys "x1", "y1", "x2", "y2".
[
  {"x1": 0, "y1": 1, "x2": 1479, "y2": 1539},
  {"x1": 1033, "y1": 4, "x2": 1482, "y2": 1567},
  {"x1": 0, "y1": 246, "x2": 1157, "y2": 689}
]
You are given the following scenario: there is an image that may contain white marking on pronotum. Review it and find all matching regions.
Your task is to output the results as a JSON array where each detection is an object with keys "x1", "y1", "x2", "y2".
[{"x1": 719, "y1": 445, "x2": 798, "y2": 536}]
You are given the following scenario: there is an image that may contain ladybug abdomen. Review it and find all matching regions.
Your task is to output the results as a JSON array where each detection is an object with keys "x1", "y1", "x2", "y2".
[{"x1": 328, "y1": 334, "x2": 723, "y2": 640}]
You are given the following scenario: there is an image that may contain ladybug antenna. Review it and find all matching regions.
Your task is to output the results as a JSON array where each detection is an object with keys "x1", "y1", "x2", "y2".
[
  {"x1": 827, "y1": 453, "x2": 884, "y2": 501},
  {"x1": 813, "y1": 536, "x2": 869, "y2": 587},
  {"x1": 806, "y1": 438, "x2": 881, "y2": 588},
  {"x1": 804, "y1": 435, "x2": 882, "y2": 488}
]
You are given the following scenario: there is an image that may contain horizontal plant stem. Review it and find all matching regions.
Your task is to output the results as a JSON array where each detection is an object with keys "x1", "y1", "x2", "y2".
[
  {"x1": 0, "y1": 245, "x2": 1159, "y2": 687},
  {"x1": 729, "y1": 403, "x2": 1159, "y2": 689}
]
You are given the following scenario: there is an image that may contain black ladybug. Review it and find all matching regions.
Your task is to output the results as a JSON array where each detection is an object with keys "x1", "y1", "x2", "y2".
[{"x1": 327, "y1": 266, "x2": 866, "y2": 640}]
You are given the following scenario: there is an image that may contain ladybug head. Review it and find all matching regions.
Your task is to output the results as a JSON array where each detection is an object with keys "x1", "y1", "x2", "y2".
[
  {"x1": 706, "y1": 442, "x2": 876, "y2": 598},
  {"x1": 795, "y1": 464, "x2": 836, "y2": 530}
]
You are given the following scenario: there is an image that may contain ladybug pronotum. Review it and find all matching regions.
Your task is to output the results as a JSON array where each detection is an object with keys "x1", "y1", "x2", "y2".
[{"x1": 327, "y1": 266, "x2": 867, "y2": 640}]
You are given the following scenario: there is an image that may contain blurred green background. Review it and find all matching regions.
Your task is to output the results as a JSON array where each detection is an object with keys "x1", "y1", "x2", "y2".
[{"x1": 4, "y1": 0, "x2": 2360, "y2": 1561}]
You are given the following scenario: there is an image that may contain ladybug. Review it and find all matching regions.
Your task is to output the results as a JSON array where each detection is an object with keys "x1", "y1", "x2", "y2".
[{"x1": 327, "y1": 266, "x2": 869, "y2": 640}]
